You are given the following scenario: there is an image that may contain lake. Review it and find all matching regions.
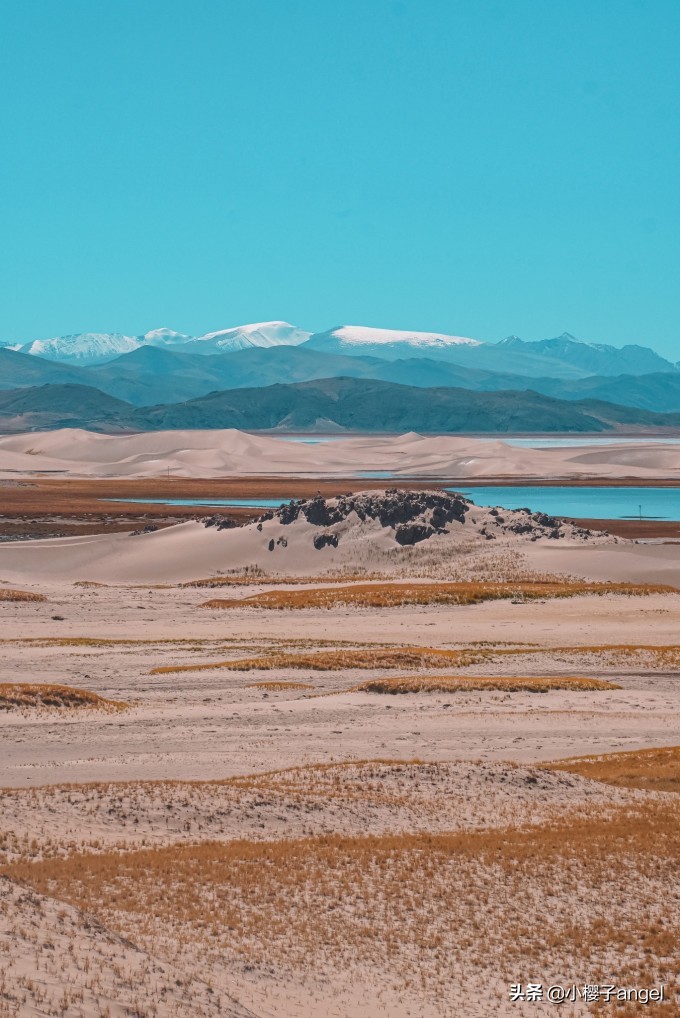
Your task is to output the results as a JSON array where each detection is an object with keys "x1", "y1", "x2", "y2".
[
  {"x1": 105, "y1": 485, "x2": 680, "y2": 520},
  {"x1": 105, "y1": 497, "x2": 286, "y2": 508},
  {"x1": 449, "y1": 486, "x2": 680, "y2": 520},
  {"x1": 271, "y1": 435, "x2": 680, "y2": 449}
]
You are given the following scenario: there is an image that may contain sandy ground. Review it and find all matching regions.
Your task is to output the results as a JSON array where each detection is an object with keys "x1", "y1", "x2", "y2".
[
  {"x1": 1, "y1": 479, "x2": 679, "y2": 1015},
  {"x1": 0, "y1": 509, "x2": 679, "y2": 585},
  {"x1": 2, "y1": 581, "x2": 679, "y2": 1016},
  {"x1": 2, "y1": 585, "x2": 680, "y2": 792},
  {"x1": 2, "y1": 427, "x2": 680, "y2": 478}
]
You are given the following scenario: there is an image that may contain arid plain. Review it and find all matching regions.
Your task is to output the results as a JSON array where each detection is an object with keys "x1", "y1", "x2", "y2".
[{"x1": 1, "y1": 431, "x2": 679, "y2": 1017}]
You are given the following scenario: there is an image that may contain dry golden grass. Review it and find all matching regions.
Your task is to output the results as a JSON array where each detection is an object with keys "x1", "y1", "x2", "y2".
[
  {"x1": 246, "y1": 680, "x2": 315, "y2": 691},
  {"x1": 350, "y1": 675, "x2": 619, "y2": 694},
  {"x1": 0, "y1": 683, "x2": 127, "y2": 711},
  {"x1": 7, "y1": 800, "x2": 679, "y2": 1015},
  {"x1": 547, "y1": 746, "x2": 680, "y2": 794},
  {"x1": 184, "y1": 571, "x2": 380, "y2": 587},
  {"x1": 152, "y1": 641, "x2": 680, "y2": 676},
  {"x1": 201, "y1": 579, "x2": 676, "y2": 610},
  {"x1": 150, "y1": 646, "x2": 492, "y2": 675},
  {"x1": 0, "y1": 588, "x2": 46, "y2": 602}
]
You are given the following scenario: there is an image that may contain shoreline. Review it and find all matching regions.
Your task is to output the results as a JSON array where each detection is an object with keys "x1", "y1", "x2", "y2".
[{"x1": 1, "y1": 476, "x2": 680, "y2": 540}]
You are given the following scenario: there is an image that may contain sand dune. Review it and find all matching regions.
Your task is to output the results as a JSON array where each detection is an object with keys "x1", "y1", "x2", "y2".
[
  {"x1": 1, "y1": 426, "x2": 680, "y2": 478},
  {"x1": 0, "y1": 489, "x2": 620, "y2": 584}
]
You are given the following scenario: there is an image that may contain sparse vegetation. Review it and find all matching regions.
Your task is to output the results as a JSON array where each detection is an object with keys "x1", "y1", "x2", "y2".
[
  {"x1": 0, "y1": 683, "x2": 127, "y2": 711},
  {"x1": 201, "y1": 579, "x2": 677, "y2": 610},
  {"x1": 547, "y1": 746, "x2": 680, "y2": 793},
  {"x1": 150, "y1": 646, "x2": 492, "y2": 675},
  {"x1": 0, "y1": 588, "x2": 47, "y2": 602},
  {"x1": 183, "y1": 570, "x2": 379, "y2": 587},
  {"x1": 246, "y1": 680, "x2": 315, "y2": 690},
  {"x1": 349, "y1": 675, "x2": 619, "y2": 693},
  {"x1": 150, "y1": 641, "x2": 680, "y2": 675},
  {"x1": 6, "y1": 800, "x2": 678, "y2": 1016}
]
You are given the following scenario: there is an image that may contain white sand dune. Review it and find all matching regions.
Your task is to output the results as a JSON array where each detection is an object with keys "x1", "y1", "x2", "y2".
[
  {"x1": 3, "y1": 520, "x2": 678, "y2": 585},
  {"x1": 1, "y1": 427, "x2": 680, "y2": 478},
  {"x1": 0, "y1": 486, "x2": 661, "y2": 586}
]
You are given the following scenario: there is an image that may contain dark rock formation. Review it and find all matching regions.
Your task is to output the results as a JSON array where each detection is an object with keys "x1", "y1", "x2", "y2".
[
  {"x1": 202, "y1": 515, "x2": 239, "y2": 531},
  {"x1": 263, "y1": 489, "x2": 469, "y2": 532},
  {"x1": 313, "y1": 532, "x2": 339, "y2": 550},
  {"x1": 395, "y1": 524, "x2": 436, "y2": 546},
  {"x1": 199, "y1": 487, "x2": 610, "y2": 547}
]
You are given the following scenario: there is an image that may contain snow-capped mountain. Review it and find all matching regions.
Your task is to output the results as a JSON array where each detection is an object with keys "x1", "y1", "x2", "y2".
[
  {"x1": 5, "y1": 322, "x2": 311, "y2": 366},
  {"x1": 143, "y1": 328, "x2": 191, "y2": 346},
  {"x1": 15, "y1": 333, "x2": 141, "y2": 366},
  {"x1": 303, "y1": 325, "x2": 482, "y2": 361},
  {"x1": 185, "y1": 321, "x2": 311, "y2": 354},
  {"x1": 3, "y1": 322, "x2": 675, "y2": 377},
  {"x1": 303, "y1": 326, "x2": 678, "y2": 375}
]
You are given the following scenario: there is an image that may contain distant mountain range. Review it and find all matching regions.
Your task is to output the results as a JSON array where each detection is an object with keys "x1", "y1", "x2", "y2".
[
  {"x1": 2, "y1": 321, "x2": 311, "y2": 365},
  {"x1": 1, "y1": 321, "x2": 676, "y2": 376},
  {"x1": 2, "y1": 322, "x2": 680, "y2": 434},
  {"x1": 2, "y1": 378, "x2": 680, "y2": 435},
  {"x1": 4, "y1": 343, "x2": 680, "y2": 414}
]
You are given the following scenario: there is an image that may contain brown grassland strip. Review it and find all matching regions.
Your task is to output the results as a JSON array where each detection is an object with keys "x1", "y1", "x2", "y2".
[
  {"x1": 150, "y1": 643, "x2": 680, "y2": 676},
  {"x1": 182, "y1": 572, "x2": 381, "y2": 587},
  {"x1": 245, "y1": 681, "x2": 315, "y2": 690},
  {"x1": 200, "y1": 579, "x2": 677, "y2": 610},
  {"x1": 6, "y1": 800, "x2": 679, "y2": 1017},
  {"x1": 0, "y1": 588, "x2": 46, "y2": 602},
  {"x1": 151, "y1": 647, "x2": 494, "y2": 675},
  {"x1": 0, "y1": 636, "x2": 392, "y2": 651},
  {"x1": 349, "y1": 675, "x2": 619, "y2": 694},
  {"x1": 546, "y1": 746, "x2": 680, "y2": 794},
  {"x1": 0, "y1": 683, "x2": 128, "y2": 711}
]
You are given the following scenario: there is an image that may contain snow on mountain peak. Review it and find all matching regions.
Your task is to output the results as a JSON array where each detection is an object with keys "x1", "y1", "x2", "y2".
[
  {"x1": 19, "y1": 333, "x2": 140, "y2": 366},
  {"x1": 188, "y1": 321, "x2": 312, "y2": 352},
  {"x1": 332, "y1": 326, "x2": 481, "y2": 348},
  {"x1": 143, "y1": 328, "x2": 191, "y2": 345}
]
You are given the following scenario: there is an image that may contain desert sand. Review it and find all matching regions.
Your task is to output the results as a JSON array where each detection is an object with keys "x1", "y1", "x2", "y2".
[
  {"x1": 1, "y1": 480, "x2": 678, "y2": 1016},
  {"x1": 2, "y1": 426, "x2": 680, "y2": 478},
  {"x1": 2, "y1": 575, "x2": 679, "y2": 1016}
]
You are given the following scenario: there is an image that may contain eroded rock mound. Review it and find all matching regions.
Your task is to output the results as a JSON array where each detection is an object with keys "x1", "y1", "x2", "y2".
[
  {"x1": 202, "y1": 488, "x2": 617, "y2": 551},
  {"x1": 313, "y1": 532, "x2": 340, "y2": 550},
  {"x1": 264, "y1": 489, "x2": 469, "y2": 533}
]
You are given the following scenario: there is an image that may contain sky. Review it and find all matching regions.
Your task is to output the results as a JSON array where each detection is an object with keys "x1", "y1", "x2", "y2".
[{"x1": 0, "y1": 0, "x2": 679, "y2": 356}]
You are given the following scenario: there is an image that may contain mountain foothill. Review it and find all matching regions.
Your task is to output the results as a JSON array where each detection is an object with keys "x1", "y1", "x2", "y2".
[{"x1": 1, "y1": 322, "x2": 680, "y2": 434}]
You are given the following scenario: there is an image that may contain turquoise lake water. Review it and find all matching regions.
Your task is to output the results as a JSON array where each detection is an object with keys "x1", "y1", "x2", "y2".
[
  {"x1": 273, "y1": 435, "x2": 680, "y2": 448},
  {"x1": 449, "y1": 486, "x2": 680, "y2": 520},
  {"x1": 105, "y1": 497, "x2": 286, "y2": 508},
  {"x1": 105, "y1": 486, "x2": 680, "y2": 520}
]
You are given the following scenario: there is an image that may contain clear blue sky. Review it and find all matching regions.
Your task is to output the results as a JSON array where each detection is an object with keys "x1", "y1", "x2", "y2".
[{"x1": 1, "y1": 0, "x2": 678, "y2": 355}]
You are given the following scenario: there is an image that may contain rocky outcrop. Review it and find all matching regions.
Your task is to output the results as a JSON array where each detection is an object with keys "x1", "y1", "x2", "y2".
[
  {"x1": 313, "y1": 532, "x2": 339, "y2": 550},
  {"x1": 395, "y1": 524, "x2": 436, "y2": 546},
  {"x1": 269, "y1": 490, "x2": 469, "y2": 533},
  {"x1": 201, "y1": 488, "x2": 616, "y2": 549}
]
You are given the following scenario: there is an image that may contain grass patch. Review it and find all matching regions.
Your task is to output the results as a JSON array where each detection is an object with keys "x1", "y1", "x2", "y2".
[
  {"x1": 0, "y1": 588, "x2": 46, "y2": 602},
  {"x1": 0, "y1": 683, "x2": 128, "y2": 711},
  {"x1": 547, "y1": 746, "x2": 680, "y2": 793},
  {"x1": 201, "y1": 579, "x2": 676, "y2": 610},
  {"x1": 246, "y1": 681, "x2": 315, "y2": 691},
  {"x1": 184, "y1": 572, "x2": 379, "y2": 588},
  {"x1": 150, "y1": 642, "x2": 680, "y2": 676},
  {"x1": 349, "y1": 675, "x2": 619, "y2": 694},
  {"x1": 151, "y1": 646, "x2": 491, "y2": 675},
  {"x1": 6, "y1": 800, "x2": 678, "y2": 1014}
]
